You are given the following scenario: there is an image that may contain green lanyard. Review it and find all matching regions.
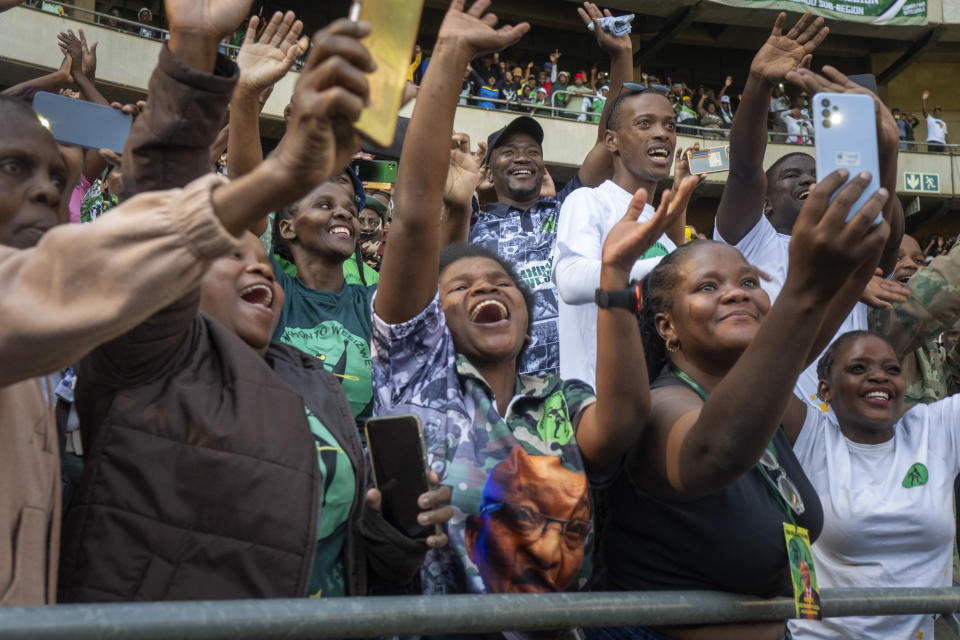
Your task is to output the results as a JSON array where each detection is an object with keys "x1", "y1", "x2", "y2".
[{"x1": 671, "y1": 366, "x2": 797, "y2": 525}]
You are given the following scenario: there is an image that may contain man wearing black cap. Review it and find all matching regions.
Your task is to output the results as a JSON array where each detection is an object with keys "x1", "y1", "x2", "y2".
[{"x1": 467, "y1": 2, "x2": 635, "y2": 377}]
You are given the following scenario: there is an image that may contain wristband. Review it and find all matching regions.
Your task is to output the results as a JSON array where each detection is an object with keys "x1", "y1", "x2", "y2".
[{"x1": 594, "y1": 281, "x2": 643, "y2": 314}]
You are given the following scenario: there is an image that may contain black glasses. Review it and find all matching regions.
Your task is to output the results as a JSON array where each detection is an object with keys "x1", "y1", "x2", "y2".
[
  {"x1": 479, "y1": 501, "x2": 590, "y2": 549},
  {"x1": 758, "y1": 449, "x2": 805, "y2": 516}
]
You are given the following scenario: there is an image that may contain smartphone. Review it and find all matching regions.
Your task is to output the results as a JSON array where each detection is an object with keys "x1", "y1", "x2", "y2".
[
  {"x1": 364, "y1": 414, "x2": 438, "y2": 539},
  {"x1": 687, "y1": 145, "x2": 730, "y2": 175},
  {"x1": 813, "y1": 92, "x2": 881, "y2": 224},
  {"x1": 33, "y1": 92, "x2": 132, "y2": 154},
  {"x1": 352, "y1": 0, "x2": 426, "y2": 148},
  {"x1": 352, "y1": 159, "x2": 397, "y2": 184},
  {"x1": 847, "y1": 73, "x2": 879, "y2": 96}
]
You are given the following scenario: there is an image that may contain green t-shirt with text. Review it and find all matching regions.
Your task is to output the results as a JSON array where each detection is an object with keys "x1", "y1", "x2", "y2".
[{"x1": 272, "y1": 255, "x2": 377, "y2": 431}]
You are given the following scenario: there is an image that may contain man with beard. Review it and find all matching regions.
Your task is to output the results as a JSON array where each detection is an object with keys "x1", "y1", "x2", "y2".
[{"x1": 463, "y1": 1, "x2": 635, "y2": 377}]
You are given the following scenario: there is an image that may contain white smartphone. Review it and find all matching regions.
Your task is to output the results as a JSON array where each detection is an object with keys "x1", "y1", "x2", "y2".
[{"x1": 812, "y1": 92, "x2": 881, "y2": 224}]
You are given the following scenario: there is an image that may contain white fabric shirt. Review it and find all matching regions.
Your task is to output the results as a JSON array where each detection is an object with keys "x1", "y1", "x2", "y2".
[
  {"x1": 554, "y1": 180, "x2": 676, "y2": 388},
  {"x1": 789, "y1": 399, "x2": 960, "y2": 640},
  {"x1": 714, "y1": 215, "x2": 869, "y2": 407},
  {"x1": 781, "y1": 111, "x2": 812, "y2": 143},
  {"x1": 926, "y1": 114, "x2": 948, "y2": 144}
]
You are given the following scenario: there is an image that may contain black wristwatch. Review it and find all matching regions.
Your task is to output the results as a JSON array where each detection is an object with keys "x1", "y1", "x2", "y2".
[{"x1": 594, "y1": 281, "x2": 643, "y2": 313}]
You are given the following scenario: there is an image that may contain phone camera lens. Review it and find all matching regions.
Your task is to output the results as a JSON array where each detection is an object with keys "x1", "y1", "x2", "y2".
[
  {"x1": 822, "y1": 119, "x2": 832, "y2": 128},
  {"x1": 833, "y1": 105, "x2": 840, "y2": 111},
  {"x1": 822, "y1": 109, "x2": 831, "y2": 117},
  {"x1": 821, "y1": 98, "x2": 830, "y2": 107}
]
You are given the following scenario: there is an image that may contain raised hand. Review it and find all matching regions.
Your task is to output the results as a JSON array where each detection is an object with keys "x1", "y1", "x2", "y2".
[
  {"x1": 787, "y1": 170, "x2": 890, "y2": 301},
  {"x1": 750, "y1": 11, "x2": 828, "y2": 85},
  {"x1": 443, "y1": 133, "x2": 485, "y2": 210},
  {"x1": 236, "y1": 11, "x2": 308, "y2": 92},
  {"x1": 78, "y1": 29, "x2": 98, "y2": 81},
  {"x1": 922, "y1": 89, "x2": 930, "y2": 101},
  {"x1": 549, "y1": 48, "x2": 561, "y2": 64},
  {"x1": 859, "y1": 268, "x2": 909, "y2": 309},
  {"x1": 673, "y1": 143, "x2": 705, "y2": 191},
  {"x1": 164, "y1": 0, "x2": 253, "y2": 43},
  {"x1": 579, "y1": 2, "x2": 631, "y2": 56},
  {"x1": 786, "y1": 65, "x2": 899, "y2": 158},
  {"x1": 57, "y1": 29, "x2": 82, "y2": 75},
  {"x1": 601, "y1": 176, "x2": 699, "y2": 278},
  {"x1": 268, "y1": 19, "x2": 374, "y2": 190},
  {"x1": 437, "y1": 0, "x2": 530, "y2": 60},
  {"x1": 724, "y1": 75, "x2": 733, "y2": 87}
]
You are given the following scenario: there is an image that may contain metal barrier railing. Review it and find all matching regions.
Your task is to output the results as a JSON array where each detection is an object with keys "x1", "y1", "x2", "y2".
[{"x1": 1, "y1": 588, "x2": 960, "y2": 639}]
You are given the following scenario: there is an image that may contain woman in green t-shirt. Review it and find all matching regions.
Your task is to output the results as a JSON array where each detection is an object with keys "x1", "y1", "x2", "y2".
[{"x1": 270, "y1": 168, "x2": 378, "y2": 434}]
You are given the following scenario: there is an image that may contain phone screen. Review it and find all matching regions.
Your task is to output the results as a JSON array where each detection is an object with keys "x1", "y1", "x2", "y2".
[
  {"x1": 352, "y1": 160, "x2": 398, "y2": 183},
  {"x1": 354, "y1": 0, "x2": 426, "y2": 148},
  {"x1": 364, "y1": 414, "x2": 434, "y2": 538},
  {"x1": 33, "y1": 91, "x2": 132, "y2": 153}
]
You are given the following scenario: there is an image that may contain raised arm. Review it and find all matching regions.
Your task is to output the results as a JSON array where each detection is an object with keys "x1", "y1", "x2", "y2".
[
  {"x1": 786, "y1": 65, "x2": 904, "y2": 275},
  {"x1": 574, "y1": 186, "x2": 686, "y2": 471},
  {"x1": 578, "y1": 2, "x2": 634, "y2": 187},
  {"x1": 2, "y1": 51, "x2": 73, "y2": 99},
  {"x1": 376, "y1": 0, "x2": 528, "y2": 325},
  {"x1": 921, "y1": 89, "x2": 930, "y2": 118},
  {"x1": 641, "y1": 170, "x2": 889, "y2": 497},
  {"x1": 715, "y1": 12, "x2": 827, "y2": 245},
  {"x1": 58, "y1": 29, "x2": 108, "y2": 106}
]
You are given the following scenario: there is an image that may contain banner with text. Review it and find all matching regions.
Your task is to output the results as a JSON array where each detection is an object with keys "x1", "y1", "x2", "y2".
[{"x1": 707, "y1": 0, "x2": 927, "y2": 26}]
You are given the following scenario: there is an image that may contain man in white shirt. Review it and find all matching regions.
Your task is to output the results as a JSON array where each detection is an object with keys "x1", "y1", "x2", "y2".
[
  {"x1": 553, "y1": 88, "x2": 690, "y2": 387},
  {"x1": 921, "y1": 89, "x2": 949, "y2": 153}
]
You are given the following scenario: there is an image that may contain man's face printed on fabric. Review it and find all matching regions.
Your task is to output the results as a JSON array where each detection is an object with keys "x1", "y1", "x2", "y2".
[{"x1": 465, "y1": 445, "x2": 589, "y2": 594}]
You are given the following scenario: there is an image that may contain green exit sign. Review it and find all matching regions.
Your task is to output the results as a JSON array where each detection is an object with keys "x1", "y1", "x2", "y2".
[{"x1": 904, "y1": 172, "x2": 940, "y2": 193}]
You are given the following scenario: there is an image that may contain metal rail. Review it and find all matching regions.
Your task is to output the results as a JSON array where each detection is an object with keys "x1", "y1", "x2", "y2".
[{"x1": 1, "y1": 588, "x2": 960, "y2": 639}]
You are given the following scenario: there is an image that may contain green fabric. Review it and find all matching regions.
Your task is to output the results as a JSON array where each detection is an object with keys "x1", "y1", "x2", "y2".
[
  {"x1": 79, "y1": 177, "x2": 118, "y2": 223},
  {"x1": 304, "y1": 406, "x2": 355, "y2": 598},
  {"x1": 271, "y1": 255, "x2": 377, "y2": 430}
]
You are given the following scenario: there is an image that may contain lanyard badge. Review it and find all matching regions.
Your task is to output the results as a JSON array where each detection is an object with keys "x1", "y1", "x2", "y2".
[{"x1": 784, "y1": 523, "x2": 821, "y2": 620}]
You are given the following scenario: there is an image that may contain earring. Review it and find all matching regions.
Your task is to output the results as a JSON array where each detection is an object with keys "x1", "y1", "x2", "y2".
[{"x1": 666, "y1": 340, "x2": 680, "y2": 353}]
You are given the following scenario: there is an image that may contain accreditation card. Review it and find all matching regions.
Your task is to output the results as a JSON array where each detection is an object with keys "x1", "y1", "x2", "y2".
[{"x1": 783, "y1": 523, "x2": 821, "y2": 620}]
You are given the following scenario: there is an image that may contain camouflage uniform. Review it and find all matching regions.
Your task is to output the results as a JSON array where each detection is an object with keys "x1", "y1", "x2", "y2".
[
  {"x1": 869, "y1": 242, "x2": 960, "y2": 411},
  {"x1": 371, "y1": 294, "x2": 597, "y2": 597}
]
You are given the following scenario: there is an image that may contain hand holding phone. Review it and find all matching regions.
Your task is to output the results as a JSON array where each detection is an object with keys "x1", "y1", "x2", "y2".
[{"x1": 365, "y1": 414, "x2": 450, "y2": 541}]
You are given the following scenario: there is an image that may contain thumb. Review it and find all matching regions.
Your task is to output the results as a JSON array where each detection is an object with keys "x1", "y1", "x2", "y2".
[
  {"x1": 873, "y1": 267, "x2": 883, "y2": 277},
  {"x1": 364, "y1": 488, "x2": 382, "y2": 512},
  {"x1": 623, "y1": 188, "x2": 650, "y2": 223}
]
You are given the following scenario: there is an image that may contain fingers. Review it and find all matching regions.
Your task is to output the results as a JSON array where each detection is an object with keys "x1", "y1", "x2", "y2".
[
  {"x1": 797, "y1": 14, "x2": 825, "y2": 47},
  {"x1": 668, "y1": 175, "x2": 700, "y2": 213},
  {"x1": 259, "y1": 11, "x2": 284, "y2": 44},
  {"x1": 243, "y1": 16, "x2": 258, "y2": 45},
  {"x1": 451, "y1": 132, "x2": 471, "y2": 154},
  {"x1": 99, "y1": 148, "x2": 122, "y2": 166},
  {"x1": 280, "y1": 20, "x2": 305, "y2": 54},
  {"x1": 798, "y1": 168, "x2": 848, "y2": 229},
  {"x1": 807, "y1": 22, "x2": 829, "y2": 50},
  {"x1": 481, "y1": 12, "x2": 498, "y2": 28},
  {"x1": 475, "y1": 140, "x2": 488, "y2": 162},
  {"x1": 466, "y1": 0, "x2": 491, "y2": 18},
  {"x1": 838, "y1": 184, "x2": 889, "y2": 245},
  {"x1": 304, "y1": 19, "x2": 374, "y2": 73}
]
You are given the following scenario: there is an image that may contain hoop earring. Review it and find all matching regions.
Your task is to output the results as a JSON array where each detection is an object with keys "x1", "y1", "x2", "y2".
[{"x1": 666, "y1": 340, "x2": 680, "y2": 353}]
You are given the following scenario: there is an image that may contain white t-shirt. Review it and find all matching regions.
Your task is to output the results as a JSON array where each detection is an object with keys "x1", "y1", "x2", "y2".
[
  {"x1": 714, "y1": 215, "x2": 869, "y2": 407},
  {"x1": 789, "y1": 399, "x2": 960, "y2": 640},
  {"x1": 770, "y1": 95, "x2": 790, "y2": 113},
  {"x1": 781, "y1": 111, "x2": 812, "y2": 143},
  {"x1": 926, "y1": 114, "x2": 948, "y2": 144},
  {"x1": 553, "y1": 180, "x2": 676, "y2": 388}
]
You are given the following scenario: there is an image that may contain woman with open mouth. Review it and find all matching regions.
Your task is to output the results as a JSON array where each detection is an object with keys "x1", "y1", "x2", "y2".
[
  {"x1": 59, "y1": 17, "x2": 449, "y2": 603},
  {"x1": 787, "y1": 330, "x2": 960, "y2": 640},
  {"x1": 369, "y1": 0, "x2": 674, "y2": 619}
]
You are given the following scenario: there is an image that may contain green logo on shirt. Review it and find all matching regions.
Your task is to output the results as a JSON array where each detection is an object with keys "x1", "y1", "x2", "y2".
[
  {"x1": 537, "y1": 391, "x2": 573, "y2": 446},
  {"x1": 902, "y1": 462, "x2": 929, "y2": 488}
]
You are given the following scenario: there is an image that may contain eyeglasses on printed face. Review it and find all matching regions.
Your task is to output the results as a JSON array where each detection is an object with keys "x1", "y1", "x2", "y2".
[
  {"x1": 758, "y1": 449, "x2": 805, "y2": 516},
  {"x1": 479, "y1": 501, "x2": 590, "y2": 549}
]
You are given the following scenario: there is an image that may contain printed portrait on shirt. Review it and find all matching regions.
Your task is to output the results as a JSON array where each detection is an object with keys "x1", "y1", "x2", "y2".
[{"x1": 464, "y1": 445, "x2": 589, "y2": 593}]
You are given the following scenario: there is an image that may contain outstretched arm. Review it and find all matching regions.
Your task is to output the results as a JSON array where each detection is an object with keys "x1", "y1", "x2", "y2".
[
  {"x1": 921, "y1": 90, "x2": 930, "y2": 118},
  {"x1": 575, "y1": 185, "x2": 691, "y2": 471},
  {"x1": 578, "y1": 2, "x2": 634, "y2": 187},
  {"x1": 715, "y1": 12, "x2": 828, "y2": 245},
  {"x1": 640, "y1": 170, "x2": 889, "y2": 498},
  {"x1": 376, "y1": 0, "x2": 528, "y2": 325}
]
